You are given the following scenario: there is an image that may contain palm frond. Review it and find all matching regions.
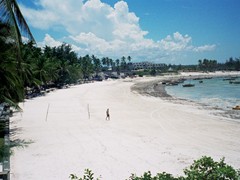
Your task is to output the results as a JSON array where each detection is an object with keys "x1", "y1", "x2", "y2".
[{"x1": 0, "y1": 0, "x2": 35, "y2": 44}]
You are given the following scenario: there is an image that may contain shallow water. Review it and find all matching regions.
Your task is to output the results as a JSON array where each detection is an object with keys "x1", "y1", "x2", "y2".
[{"x1": 166, "y1": 77, "x2": 240, "y2": 111}]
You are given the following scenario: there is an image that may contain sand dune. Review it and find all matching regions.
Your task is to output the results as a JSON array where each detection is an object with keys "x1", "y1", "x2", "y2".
[{"x1": 10, "y1": 76, "x2": 240, "y2": 180}]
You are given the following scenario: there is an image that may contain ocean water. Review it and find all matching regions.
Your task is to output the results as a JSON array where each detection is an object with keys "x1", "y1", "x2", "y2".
[{"x1": 165, "y1": 77, "x2": 240, "y2": 111}]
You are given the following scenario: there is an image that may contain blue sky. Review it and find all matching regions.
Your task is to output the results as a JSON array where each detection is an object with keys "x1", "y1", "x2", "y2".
[{"x1": 17, "y1": 0, "x2": 240, "y2": 64}]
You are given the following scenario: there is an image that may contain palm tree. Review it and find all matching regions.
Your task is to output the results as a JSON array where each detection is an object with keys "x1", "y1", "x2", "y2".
[
  {"x1": 121, "y1": 56, "x2": 127, "y2": 71},
  {"x1": 127, "y1": 56, "x2": 131, "y2": 63},
  {"x1": 127, "y1": 56, "x2": 132, "y2": 71},
  {"x1": 115, "y1": 59, "x2": 120, "y2": 75},
  {"x1": 0, "y1": 0, "x2": 35, "y2": 60},
  {"x1": 106, "y1": 57, "x2": 110, "y2": 69},
  {"x1": 0, "y1": 34, "x2": 24, "y2": 105},
  {"x1": 92, "y1": 55, "x2": 101, "y2": 75},
  {"x1": 0, "y1": 0, "x2": 35, "y2": 105},
  {"x1": 80, "y1": 55, "x2": 93, "y2": 80},
  {"x1": 101, "y1": 57, "x2": 107, "y2": 67}
]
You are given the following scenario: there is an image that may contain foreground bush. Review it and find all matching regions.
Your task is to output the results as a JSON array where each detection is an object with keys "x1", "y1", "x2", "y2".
[
  {"x1": 70, "y1": 169, "x2": 100, "y2": 180},
  {"x1": 70, "y1": 156, "x2": 240, "y2": 180},
  {"x1": 183, "y1": 156, "x2": 239, "y2": 180}
]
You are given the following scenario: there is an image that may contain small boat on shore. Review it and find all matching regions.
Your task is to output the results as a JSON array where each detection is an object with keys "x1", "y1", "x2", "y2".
[
  {"x1": 182, "y1": 84, "x2": 195, "y2": 87},
  {"x1": 232, "y1": 105, "x2": 240, "y2": 110}
]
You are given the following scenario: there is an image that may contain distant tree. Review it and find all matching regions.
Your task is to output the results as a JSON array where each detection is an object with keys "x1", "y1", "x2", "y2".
[
  {"x1": 116, "y1": 59, "x2": 120, "y2": 74},
  {"x1": 79, "y1": 55, "x2": 93, "y2": 79},
  {"x1": 110, "y1": 60, "x2": 116, "y2": 71},
  {"x1": 236, "y1": 58, "x2": 240, "y2": 70},
  {"x1": 101, "y1": 57, "x2": 106, "y2": 67},
  {"x1": 120, "y1": 56, "x2": 127, "y2": 70},
  {"x1": 109, "y1": 58, "x2": 113, "y2": 68},
  {"x1": 198, "y1": 59, "x2": 202, "y2": 70},
  {"x1": 92, "y1": 55, "x2": 101, "y2": 75},
  {"x1": 150, "y1": 68, "x2": 156, "y2": 76},
  {"x1": 106, "y1": 57, "x2": 110, "y2": 68},
  {"x1": 225, "y1": 57, "x2": 236, "y2": 70},
  {"x1": 127, "y1": 56, "x2": 131, "y2": 63}
]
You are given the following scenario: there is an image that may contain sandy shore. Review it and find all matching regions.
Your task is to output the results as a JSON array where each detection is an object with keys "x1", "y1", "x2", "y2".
[{"x1": 10, "y1": 73, "x2": 240, "y2": 180}]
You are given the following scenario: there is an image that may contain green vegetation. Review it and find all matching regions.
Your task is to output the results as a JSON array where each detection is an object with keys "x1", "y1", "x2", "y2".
[
  {"x1": 0, "y1": 0, "x2": 35, "y2": 107},
  {"x1": 1, "y1": 21, "x2": 240, "y2": 107},
  {"x1": 1, "y1": 35, "x2": 134, "y2": 106},
  {"x1": 1, "y1": 1, "x2": 240, "y2": 175},
  {"x1": 198, "y1": 58, "x2": 240, "y2": 71},
  {"x1": 1, "y1": 0, "x2": 240, "y2": 107},
  {"x1": 183, "y1": 156, "x2": 239, "y2": 180},
  {"x1": 69, "y1": 156, "x2": 240, "y2": 180},
  {"x1": 70, "y1": 169, "x2": 101, "y2": 180},
  {"x1": 0, "y1": 138, "x2": 10, "y2": 162}
]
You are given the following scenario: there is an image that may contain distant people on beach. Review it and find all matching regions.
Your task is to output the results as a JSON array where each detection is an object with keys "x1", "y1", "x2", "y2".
[{"x1": 106, "y1": 108, "x2": 110, "y2": 120}]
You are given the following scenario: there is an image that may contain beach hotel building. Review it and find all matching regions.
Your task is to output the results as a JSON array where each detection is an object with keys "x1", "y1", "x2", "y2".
[{"x1": 132, "y1": 61, "x2": 165, "y2": 70}]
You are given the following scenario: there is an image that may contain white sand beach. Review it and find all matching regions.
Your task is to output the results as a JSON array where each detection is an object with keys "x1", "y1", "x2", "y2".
[{"x1": 10, "y1": 74, "x2": 240, "y2": 180}]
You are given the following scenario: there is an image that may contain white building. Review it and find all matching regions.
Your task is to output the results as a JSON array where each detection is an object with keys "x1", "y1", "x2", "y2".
[{"x1": 132, "y1": 61, "x2": 165, "y2": 70}]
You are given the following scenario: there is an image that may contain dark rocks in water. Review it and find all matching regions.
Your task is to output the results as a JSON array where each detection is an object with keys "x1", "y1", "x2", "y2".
[
  {"x1": 161, "y1": 78, "x2": 185, "y2": 86},
  {"x1": 229, "y1": 81, "x2": 240, "y2": 84},
  {"x1": 182, "y1": 84, "x2": 195, "y2": 87},
  {"x1": 131, "y1": 80, "x2": 172, "y2": 98}
]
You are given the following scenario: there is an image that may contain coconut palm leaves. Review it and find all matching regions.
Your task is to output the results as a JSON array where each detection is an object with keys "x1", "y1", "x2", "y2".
[
  {"x1": 0, "y1": 0, "x2": 35, "y2": 106},
  {"x1": 0, "y1": 25, "x2": 24, "y2": 106},
  {"x1": 0, "y1": 0, "x2": 35, "y2": 45}
]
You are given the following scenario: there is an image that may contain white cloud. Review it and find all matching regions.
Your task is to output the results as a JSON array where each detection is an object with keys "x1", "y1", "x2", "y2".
[
  {"x1": 20, "y1": 0, "x2": 216, "y2": 63},
  {"x1": 21, "y1": 36, "x2": 30, "y2": 43},
  {"x1": 38, "y1": 34, "x2": 82, "y2": 52},
  {"x1": 158, "y1": 32, "x2": 192, "y2": 51},
  {"x1": 20, "y1": 5, "x2": 59, "y2": 29},
  {"x1": 39, "y1": 34, "x2": 62, "y2": 47},
  {"x1": 70, "y1": 32, "x2": 111, "y2": 54},
  {"x1": 193, "y1": 44, "x2": 216, "y2": 52}
]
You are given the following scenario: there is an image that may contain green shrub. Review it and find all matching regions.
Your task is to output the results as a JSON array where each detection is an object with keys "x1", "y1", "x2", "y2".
[
  {"x1": 70, "y1": 156, "x2": 240, "y2": 180},
  {"x1": 69, "y1": 169, "x2": 100, "y2": 180},
  {"x1": 128, "y1": 171, "x2": 181, "y2": 180},
  {"x1": 0, "y1": 138, "x2": 11, "y2": 162},
  {"x1": 184, "y1": 156, "x2": 239, "y2": 180}
]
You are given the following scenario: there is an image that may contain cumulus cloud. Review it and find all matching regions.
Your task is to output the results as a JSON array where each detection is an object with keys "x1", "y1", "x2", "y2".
[
  {"x1": 38, "y1": 34, "x2": 62, "y2": 47},
  {"x1": 193, "y1": 44, "x2": 216, "y2": 52},
  {"x1": 38, "y1": 34, "x2": 82, "y2": 53},
  {"x1": 20, "y1": 0, "x2": 216, "y2": 63},
  {"x1": 159, "y1": 32, "x2": 192, "y2": 51}
]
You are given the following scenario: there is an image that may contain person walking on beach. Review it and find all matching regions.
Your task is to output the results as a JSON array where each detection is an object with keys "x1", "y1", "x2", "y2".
[{"x1": 106, "y1": 108, "x2": 110, "y2": 120}]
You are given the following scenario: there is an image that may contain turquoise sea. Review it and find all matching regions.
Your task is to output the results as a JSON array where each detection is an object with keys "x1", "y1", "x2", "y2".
[{"x1": 165, "y1": 77, "x2": 240, "y2": 112}]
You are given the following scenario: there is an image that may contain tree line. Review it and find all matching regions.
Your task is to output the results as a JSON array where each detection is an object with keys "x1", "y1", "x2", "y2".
[
  {"x1": 1, "y1": 0, "x2": 134, "y2": 107},
  {"x1": 1, "y1": 0, "x2": 240, "y2": 106},
  {"x1": 158, "y1": 58, "x2": 240, "y2": 74},
  {"x1": 0, "y1": 35, "x2": 133, "y2": 106},
  {"x1": 198, "y1": 58, "x2": 240, "y2": 71},
  {"x1": 2, "y1": 34, "x2": 240, "y2": 106},
  {"x1": 21, "y1": 42, "x2": 132, "y2": 86}
]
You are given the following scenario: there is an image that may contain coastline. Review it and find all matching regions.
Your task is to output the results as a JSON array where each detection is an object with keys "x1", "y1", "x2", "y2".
[
  {"x1": 131, "y1": 71, "x2": 240, "y2": 121},
  {"x1": 10, "y1": 72, "x2": 240, "y2": 180},
  {"x1": 131, "y1": 80, "x2": 171, "y2": 98},
  {"x1": 132, "y1": 71, "x2": 240, "y2": 98}
]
